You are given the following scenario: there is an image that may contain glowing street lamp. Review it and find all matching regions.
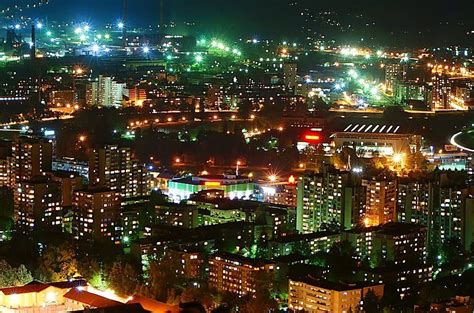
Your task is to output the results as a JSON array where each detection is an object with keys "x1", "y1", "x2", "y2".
[
  {"x1": 92, "y1": 44, "x2": 100, "y2": 53},
  {"x1": 393, "y1": 153, "x2": 405, "y2": 164},
  {"x1": 143, "y1": 46, "x2": 150, "y2": 54},
  {"x1": 74, "y1": 67, "x2": 84, "y2": 75},
  {"x1": 236, "y1": 161, "x2": 241, "y2": 176},
  {"x1": 118, "y1": 22, "x2": 124, "y2": 29},
  {"x1": 364, "y1": 217, "x2": 370, "y2": 227},
  {"x1": 268, "y1": 174, "x2": 277, "y2": 182}
]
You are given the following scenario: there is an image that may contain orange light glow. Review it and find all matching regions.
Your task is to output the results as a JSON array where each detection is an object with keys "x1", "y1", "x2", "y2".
[
  {"x1": 204, "y1": 181, "x2": 221, "y2": 187},
  {"x1": 288, "y1": 175, "x2": 296, "y2": 184},
  {"x1": 305, "y1": 135, "x2": 320, "y2": 141}
]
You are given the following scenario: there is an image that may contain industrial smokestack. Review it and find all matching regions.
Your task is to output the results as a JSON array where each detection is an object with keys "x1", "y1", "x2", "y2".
[
  {"x1": 122, "y1": 0, "x2": 127, "y2": 48},
  {"x1": 160, "y1": 0, "x2": 164, "y2": 33},
  {"x1": 30, "y1": 24, "x2": 36, "y2": 59}
]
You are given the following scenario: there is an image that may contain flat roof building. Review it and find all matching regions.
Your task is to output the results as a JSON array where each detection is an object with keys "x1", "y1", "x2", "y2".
[
  {"x1": 168, "y1": 174, "x2": 254, "y2": 202},
  {"x1": 288, "y1": 275, "x2": 384, "y2": 313}
]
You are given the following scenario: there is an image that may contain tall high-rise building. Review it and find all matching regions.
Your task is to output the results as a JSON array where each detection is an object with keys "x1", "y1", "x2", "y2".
[
  {"x1": 385, "y1": 62, "x2": 407, "y2": 94},
  {"x1": 396, "y1": 173, "x2": 474, "y2": 254},
  {"x1": 209, "y1": 253, "x2": 275, "y2": 296},
  {"x1": 430, "y1": 185, "x2": 466, "y2": 252},
  {"x1": 362, "y1": 178, "x2": 397, "y2": 227},
  {"x1": 72, "y1": 187, "x2": 121, "y2": 243},
  {"x1": 15, "y1": 176, "x2": 62, "y2": 232},
  {"x1": 467, "y1": 154, "x2": 474, "y2": 186},
  {"x1": 344, "y1": 222, "x2": 428, "y2": 266},
  {"x1": 88, "y1": 76, "x2": 125, "y2": 107},
  {"x1": 89, "y1": 144, "x2": 148, "y2": 198},
  {"x1": 289, "y1": 276, "x2": 384, "y2": 313},
  {"x1": 430, "y1": 73, "x2": 451, "y2": 109},
  {"x1": 297, "y1": 168, "x2": 358, "y2": 233},
  {"x1": 8, "y1": 136, "x2": 53, "y2": 188},
  {"x1": 0, "y1": 140, "x2": 12, "y2": 187},
  {"x1": 397, "y1": 179, "x2": 431, "y2": 225},
  {"x1": 283, "y1": 63, "x2": 298, "y2": 89}
]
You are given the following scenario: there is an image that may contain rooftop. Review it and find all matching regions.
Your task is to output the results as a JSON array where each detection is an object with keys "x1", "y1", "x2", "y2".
[
  {"x1": 127, "y1": 295, "x2": 180, "y2": 313},
  {"x1": 0, "y1": 279, "x2": 87, "y2": 295},
  {"x1": 341, "y1": 123, "x2": 402, "y2": 134},
  {"x1": 171, "y1": 174, "x2": 253, "y2": 186},
  {"x1": 64, "y1": 288, "x2": 123, "y2": 308},
  {"x1": 289, "y1": 272, "x2": 383, "y2": 292}
]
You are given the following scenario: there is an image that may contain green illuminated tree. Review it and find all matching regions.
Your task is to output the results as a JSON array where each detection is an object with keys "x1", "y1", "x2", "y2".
[
  {"x1": 240, "y1": 271, "x2": 278, "y2": 312},
  {"x1": 37, "y1": 242, "x2": 78, "y2": 282},
  {"x1": 0, "y1": 260, "x2": 33, "y2": 287},
  {"x1": 145, "y1": 255, "x2": 182, "y2": 301},
  {"x1": 107, "y1": 261, "x2": 140, "y2": 296}
]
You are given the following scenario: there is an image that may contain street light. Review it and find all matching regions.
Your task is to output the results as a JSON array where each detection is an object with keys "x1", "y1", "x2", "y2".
[
  {"x1": 236, "y1": 161, "x2": 241, "y2": 176},
  {"x1": 393, "y1": 153, "x2": 405, "y2": 164},
  {"x1": 92, "y1": 44, "x2": 100, "y2": 53}
]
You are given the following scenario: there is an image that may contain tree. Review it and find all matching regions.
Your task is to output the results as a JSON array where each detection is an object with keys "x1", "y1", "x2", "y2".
[
  {"x1": 238, "y1": 99, "x2": 254, "y2": 119},
  {"x1": 260, "y1": 100, "x2": 284, "y2": 124},
  {"x1": 440, "y1": 237, "x2": 464, "y2": 265},
  {"x1": 0, "y1": 260, "x2": 33, "y2": 287},
  {"x1": 0, "y1": 187, "x2": 14, "y2": 235},
  {"x1": 107, "y1": 261, "x2": 140, "y2": 296},
  {"x1": 362, "y1": 289, "x2": 381, "y2": 313},
  {"x1": 326, "y1": 240, "x2": 358, "y2": 282},
  {"x1": 240, "y1": 271, "x2": 278, "y2": 312},
  {"x1": 144, "y1": 255, "x2": 182, "y2": 301},
  {"x1": 180, "y1": 285, "x2": 216, "y2": 311},
  {"x1": 37, "y1": 243, "x2": 78, "y2": 282}
]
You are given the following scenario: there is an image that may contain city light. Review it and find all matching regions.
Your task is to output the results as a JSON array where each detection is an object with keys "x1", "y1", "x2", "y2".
[
  {"x1": 0, "y1": 3, "x2": 471, "y2": 311},
  {"x1": 92, "y1": 44, "x2": 100, "y2": 53},
  {"x1": 393, "y1": 153, "x2": 405, "y2": 164},
  {"x1": 363, "y1": 217, "x2": 370, "y2": 227}
]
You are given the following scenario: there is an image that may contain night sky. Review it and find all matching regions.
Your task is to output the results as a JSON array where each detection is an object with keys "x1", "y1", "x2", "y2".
[{"x1": 4, "y1": 0, "x2": 474, "y2": 44}]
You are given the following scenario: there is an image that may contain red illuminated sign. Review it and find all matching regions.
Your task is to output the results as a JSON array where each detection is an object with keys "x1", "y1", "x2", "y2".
[{"x1": 305, "y1": 135, "x2": 320, "y2": 141}]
